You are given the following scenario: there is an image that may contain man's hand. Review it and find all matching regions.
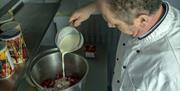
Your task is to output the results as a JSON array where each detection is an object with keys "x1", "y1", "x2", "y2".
[
  {"x1": 69, "y1": 8, "x2": 91, "y2": 27},
  {"x1": 69, "y1": 2, "x2": 98, "y2": 27}
]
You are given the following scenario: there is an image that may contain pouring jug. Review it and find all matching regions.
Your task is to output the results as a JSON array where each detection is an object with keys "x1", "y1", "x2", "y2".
[{"x1": 55, "y1": 26, "x2": 84, "y2": 53}]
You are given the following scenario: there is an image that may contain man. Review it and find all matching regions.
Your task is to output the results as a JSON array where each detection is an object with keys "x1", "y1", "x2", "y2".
[{"x1": 69, "y1": 0, "x2": 180, "y2": 91}]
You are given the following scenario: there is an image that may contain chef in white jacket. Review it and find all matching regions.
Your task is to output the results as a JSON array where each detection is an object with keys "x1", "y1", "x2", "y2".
[{"x1": 69, "y1": 0, "x2": 180, "y2": 91}]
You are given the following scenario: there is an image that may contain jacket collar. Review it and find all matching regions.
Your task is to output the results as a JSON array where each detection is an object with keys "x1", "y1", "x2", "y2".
[{"x1": 137, "y1": 2, "x2": 175, "y2": 47}]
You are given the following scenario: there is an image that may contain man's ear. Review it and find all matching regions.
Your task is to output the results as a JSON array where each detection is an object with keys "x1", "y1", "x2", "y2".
[{"x1": 134, "y1": 14, "x2": 149, "y2": 28}]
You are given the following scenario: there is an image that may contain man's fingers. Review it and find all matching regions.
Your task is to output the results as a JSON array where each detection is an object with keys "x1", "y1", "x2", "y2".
[
  {"x1": 69, "y1": 13, "x2": 79, "y2": 23},
  {"x1": 74, "y1": 19, "x2": 83, "y2": 27}
]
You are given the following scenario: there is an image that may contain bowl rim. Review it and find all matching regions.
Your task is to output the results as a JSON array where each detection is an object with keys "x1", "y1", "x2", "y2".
[{"x1": 27, "y1": 48, "x2": 89, "y2": 90}]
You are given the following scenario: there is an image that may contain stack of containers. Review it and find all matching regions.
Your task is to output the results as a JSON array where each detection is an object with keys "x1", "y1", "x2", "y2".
[{"x1": 0, "y1": 11, "x2": 28, "y2": 80}]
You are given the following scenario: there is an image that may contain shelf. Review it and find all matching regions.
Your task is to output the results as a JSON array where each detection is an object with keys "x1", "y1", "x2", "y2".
[{"x1": 0, "y1": 0, "x2": 19, "y2": 17}]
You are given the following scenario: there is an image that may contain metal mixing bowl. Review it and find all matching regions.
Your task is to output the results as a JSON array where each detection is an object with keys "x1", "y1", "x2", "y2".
[{"x1": 27, "y1": 48, "x2": 89, "y2": 91}]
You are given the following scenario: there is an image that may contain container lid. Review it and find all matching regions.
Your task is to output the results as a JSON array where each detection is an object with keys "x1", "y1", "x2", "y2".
[
  {"x1": 0, "y1": 21, "x2": 20, "y2": 31},
  {"x1": 0, "y1": 29, "x2": 20, "y2": 40},
  {"x1": 0, "y1": 13, "x2": 13, "y2": 24}
]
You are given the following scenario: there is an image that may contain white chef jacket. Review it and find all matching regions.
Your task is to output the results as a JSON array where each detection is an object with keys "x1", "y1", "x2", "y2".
[{"x1": 112, "y1": 2, "x2": 180, "y2": 91}]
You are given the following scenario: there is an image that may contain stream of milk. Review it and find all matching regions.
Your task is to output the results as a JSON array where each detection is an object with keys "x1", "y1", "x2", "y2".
[{"x1": 58, "y1": 33, "x2": 80, "y2": 79}]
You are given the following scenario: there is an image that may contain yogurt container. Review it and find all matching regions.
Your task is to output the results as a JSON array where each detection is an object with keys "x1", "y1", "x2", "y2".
[{"x1": 0, "y1": 29, "x2": 28, "y2": 64}]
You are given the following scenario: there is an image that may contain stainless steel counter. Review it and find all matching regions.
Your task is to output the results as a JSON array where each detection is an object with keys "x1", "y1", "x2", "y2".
[{"x1": 14, "y1": 3, "x2": 60, "y2": 57}]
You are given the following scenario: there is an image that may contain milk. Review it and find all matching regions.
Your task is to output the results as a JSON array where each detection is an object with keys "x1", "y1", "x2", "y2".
[{"x1": 58, "y1": 34, "x2": 80, "y2": 78}]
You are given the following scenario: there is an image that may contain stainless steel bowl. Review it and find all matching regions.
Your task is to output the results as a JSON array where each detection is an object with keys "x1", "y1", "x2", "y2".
[{"x1": 27, "y1": 48, "x2": 89, "y2": 91}]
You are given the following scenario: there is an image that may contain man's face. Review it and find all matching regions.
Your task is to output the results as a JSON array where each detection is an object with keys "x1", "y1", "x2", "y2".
[{"x1": 99, "y1": 1, "x2": 140, "y2": 36}]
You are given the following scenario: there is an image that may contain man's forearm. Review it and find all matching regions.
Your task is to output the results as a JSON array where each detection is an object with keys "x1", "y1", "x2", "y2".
[{"x1": 83, "y1": 1, "x2": 100, "y2": 15}]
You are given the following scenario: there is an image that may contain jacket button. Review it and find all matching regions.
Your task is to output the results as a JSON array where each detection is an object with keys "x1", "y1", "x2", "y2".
[
  {"x1": 116, "y1": 58, "x2": 119, "y2": 61},
  {"x1": 123, "y1": 43, "x2": 126, "y2": 46},
  {"x1": 136, "y1": 50, "x2": 140, "y2": 53},
  {"x1": 117, "y1": 80, "x2": 120, "y2": 83},
  {"x1": 123, "y1": 66, "x2": 126, "y2": 69}
]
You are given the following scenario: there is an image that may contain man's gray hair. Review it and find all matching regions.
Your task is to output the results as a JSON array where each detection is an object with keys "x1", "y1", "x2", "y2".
[{"x1": 108, "y1": 0, "x2": 162, "y2": 24}]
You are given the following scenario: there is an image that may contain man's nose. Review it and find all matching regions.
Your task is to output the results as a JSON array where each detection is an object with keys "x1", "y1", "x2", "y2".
[{"x1": 108, "y1": 22, "x2": 116, "y2": 28}]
